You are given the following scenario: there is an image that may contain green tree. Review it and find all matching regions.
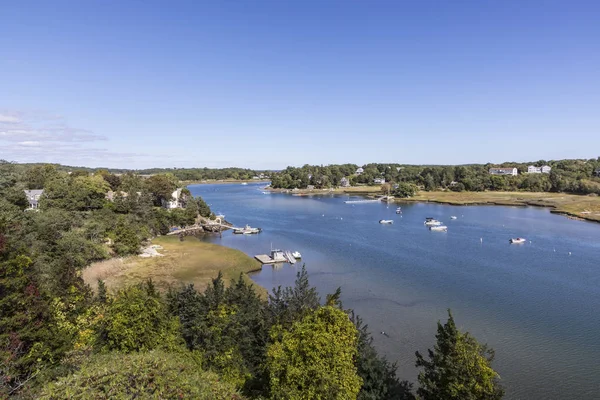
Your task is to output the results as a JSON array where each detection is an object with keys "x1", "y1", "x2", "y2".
[
  {"x1": 393, "y1": 182, "x2": 418, "y2": 198},
  {"x1": 145, "y1": 173, "x2": 178, "y2": 206},
  {"x1": 266, "y1": 306, "x2": 362, "y2": 400},
  {"x1": 38, "y1": 350, "x2": 243, "y2": 399},
  {"x1": 415, "y1": 311, "x2": 504, "y2": 400},
  {"x1": 95, "y1": 283, "x2": 182, "y2": 353}
]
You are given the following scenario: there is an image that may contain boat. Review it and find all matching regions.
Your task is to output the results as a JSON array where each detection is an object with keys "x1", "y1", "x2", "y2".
[
  {"x1": 396, "y1": 207, "x2": 402, "y2": 214},
  {"x1": 379, "y1": 219, "x2": 394, "y2": 224},
  {"x1": 232, "y1": 225, "x2": 262, "y2": 234},
  {"x1": 450, "y1": 216, "x2": 457, "y2": 220},
  {"x1": 262, "y1": 191, "x2": 271, "y2": 194},
  {"x1": 241, "y1": 182, "x2": 248, "y2": 185},
  {"x1": 270, "y1": 249, "x2": 287, "y2": 263},
  {"x1": 292, "y1": 251, "x2": 302, "y2": 259},
  {"x1": 510, "y1": 237, "x2": 526, "y2": 244},
  {"x1": 284, "y1": 251, "x2": 297, "y2": 264},
  {"x1": 429, "y1": 225, "x2": 448, "y2": 232},
  {"x1": 424, "y1": 218, "x2": 442, "y2": 226}
]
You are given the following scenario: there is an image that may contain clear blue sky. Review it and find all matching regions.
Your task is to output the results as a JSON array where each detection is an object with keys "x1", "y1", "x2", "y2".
[{"x1": 1, "y1": 1, "x2": 599, "y2": 169}]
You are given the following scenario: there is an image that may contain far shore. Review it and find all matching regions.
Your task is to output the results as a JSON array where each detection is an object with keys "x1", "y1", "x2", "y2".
[
  {"x1": 265, "y1": 185, "x2": 600, "y2": 223},
  {"x1": 182, "y1": 179, "x2": 271, "y2": 185}
]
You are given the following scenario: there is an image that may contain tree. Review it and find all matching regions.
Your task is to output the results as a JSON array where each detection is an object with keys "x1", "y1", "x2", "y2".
[
  {"x1": 266, "y1": 306, "x2": 362, "y2": 399},
  {"x1": 38, "y1": 350, "x2": 243, "y2": 399},
  {"x1": 393, "y1": 182, "x2": 418, "y2": 198},
  {"x1": 145, "y1": 173, "x2": 178, "y2": 206},
  {"x1": 415, "y1": 311, "x2": 504, "y2": 400},
  {"x1": 95, "y1": 283, "x2": 182, "y2": 353}
]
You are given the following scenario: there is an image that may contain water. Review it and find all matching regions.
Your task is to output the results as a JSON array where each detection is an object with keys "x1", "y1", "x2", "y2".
[{"x1": 189, "y1": 183, "x2": 600, "y2": 399}]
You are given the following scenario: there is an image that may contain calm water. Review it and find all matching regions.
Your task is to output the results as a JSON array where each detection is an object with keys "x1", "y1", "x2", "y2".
[{"x1": 189, "y1": 183, "x2": 600, "y2": 400}]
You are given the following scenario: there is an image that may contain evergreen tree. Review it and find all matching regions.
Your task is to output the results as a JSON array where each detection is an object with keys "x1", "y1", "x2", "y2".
[{"x1": 415, "y1": 311, "x2": 504, "y2": 400}]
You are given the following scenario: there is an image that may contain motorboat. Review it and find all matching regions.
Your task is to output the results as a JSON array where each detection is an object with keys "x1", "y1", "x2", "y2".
[
  {"x1": 396, "y1": 207, "x2": 402, "y2": 214},
  {"x1": 424, "y1": 218, "x2": 442, "y2": 226},
  {"x1": 241, "y1": 182, "x2": 248, "y2": 185},
  {"x1": 450, "y1": 216, "x2": 457, "y2": 220},
  {"x1": 292, "y1": 251, "x2": 302, "y2": 259},
  {"x1": 270, "y1": 249, "x2": 287, "y2": 263},
  {"x1": 379, "y1": 219, "x2": 394, "y2": 224},
  {"x1": 233, "y1": 225, "x2": 262, "y2": 234},
  {"x1": 429, "y1": 225, "x2": 448, "y2": 232},
  {"x1": 510, "y1": 237, "x2": 526, "y2": 244}
]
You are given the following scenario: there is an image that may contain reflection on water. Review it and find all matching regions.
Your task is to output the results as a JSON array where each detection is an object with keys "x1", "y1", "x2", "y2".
[{"x1": 190, "y1": 183, "x2": 600, "y2": 399}]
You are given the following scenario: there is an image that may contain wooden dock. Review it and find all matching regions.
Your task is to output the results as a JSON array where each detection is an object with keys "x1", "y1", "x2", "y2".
[{"x1": 255, "y1": 254, "x2": 278, "y2": 264}]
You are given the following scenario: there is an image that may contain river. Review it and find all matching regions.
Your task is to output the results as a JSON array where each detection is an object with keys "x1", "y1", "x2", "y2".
[{"x1": 189, "y1": 182, "x2": 600, "y2": 400}]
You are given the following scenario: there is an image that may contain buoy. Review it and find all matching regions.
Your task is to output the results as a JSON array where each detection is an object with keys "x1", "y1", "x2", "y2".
[
  {"x1": 553, "y1": 248, "x2": 556, "y2": 252},
  {"x1": 569, "y1": 252, "x2": 572, "y2": 255},
  {"x1": 480, "y1": 238, "x2": 483, "y2": 243}
]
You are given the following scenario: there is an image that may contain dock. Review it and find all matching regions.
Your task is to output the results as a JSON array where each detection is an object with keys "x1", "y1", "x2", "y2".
[
  {"x1": 344, "y1": 198, "x2": 382, "y2": 204},
  {"x1": 255, "y1": 254, "x2": 280, "y2": 264}
]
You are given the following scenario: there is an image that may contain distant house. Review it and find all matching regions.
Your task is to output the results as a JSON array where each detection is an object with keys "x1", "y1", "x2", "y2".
[
  {"x1": 489, "y1": 168, "x2": 518, "y2": 176},
  {"x1": 355, "y1": 167, "x2": 364, "y2": 175},
  {"x1": 373, "y1": 178, "x2": 386, "y2": 184},
  {"x1": 527, "y1": 165, "x2": 551, "y2": 174},
  {"x1": 164, "y1": 188, "x2": 183, "y2": 209},
  {"x1": 24, "y1": 189, "x2": 43, "y2": 209},
  {"x1": 306, "y1": 185, "x2": 315, "y2": 190},
  {"x1": 340, "y1": 177, "x2": 350, "y2": 187}
]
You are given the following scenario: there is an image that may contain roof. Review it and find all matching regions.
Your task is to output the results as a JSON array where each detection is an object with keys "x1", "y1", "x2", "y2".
[{"x1": 24, "y1": 189, "x2": 44, "y2": 197}]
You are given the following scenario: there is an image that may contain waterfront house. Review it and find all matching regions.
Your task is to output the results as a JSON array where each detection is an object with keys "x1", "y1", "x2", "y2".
[
  {"x1": 373, "y1": 178, "x2": 386, "y2": 184},
  {"x1": 355, "y1": 167, "x2": 364, "y2": 175},
  {"x1": 340, "y1": 177, "x2": 350, "y2": 187},
  {"x1": 24, "y1": 189, "x2": 43, "y2": 209},
  {"x1": 528, "y1": 165, "x2": 551, "y2": 174},
  {"x1": 307, "y1": 185, "x2": 315, "y2": 190},
  {"x1": 163, "y1": 188, "x2": 183, "y2": 209},
  {"x1": 489, "y1": 167, "x2": 518, "y2": 176}
]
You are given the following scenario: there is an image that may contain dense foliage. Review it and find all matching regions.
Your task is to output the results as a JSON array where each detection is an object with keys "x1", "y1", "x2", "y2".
[
  {"x1": 38, "y1": 350, "x2": 242, "y2": 399},
  {"x1": 270, "y1": 159, "x2": 600, "y2": 195}
]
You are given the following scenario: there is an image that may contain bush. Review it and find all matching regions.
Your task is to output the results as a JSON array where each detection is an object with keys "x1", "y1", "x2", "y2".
[{"x1": 38, "y1": 350, "x2": 244, "y2": 399}]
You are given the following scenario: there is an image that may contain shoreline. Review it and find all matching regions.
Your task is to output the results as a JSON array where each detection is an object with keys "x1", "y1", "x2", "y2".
[
  {"x1": 182, "y1": 179, "x2": 270, "y2": 185},
  {"x1": 267, "y1": 186, "x2": 600, "y2": 224}
]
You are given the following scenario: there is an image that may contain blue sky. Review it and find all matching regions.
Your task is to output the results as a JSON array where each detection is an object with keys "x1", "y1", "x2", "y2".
[{"x1": 1, "y1": 1, "x2": 599, "y2": 169}]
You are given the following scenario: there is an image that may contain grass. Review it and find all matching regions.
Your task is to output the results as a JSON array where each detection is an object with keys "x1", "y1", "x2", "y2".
[
  {"x1": 399, "y1": 191, "x2": 600, "y2": 222},
  {"x1": 83, "y1": 236, "x2": 265, "y2": 296}
]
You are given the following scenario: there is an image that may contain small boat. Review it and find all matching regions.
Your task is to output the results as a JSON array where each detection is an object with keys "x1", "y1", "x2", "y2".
[
  {"x1": 396, "y1": 207, "x2": 402, "y2": 214},
  {"x1": 284, "y1": 251, "x2": 297, "y2": 264},
  {"x1": 270, "y1": 249, "x2": 287, "y2": 263},
  {"x1": 450, "y1": 216, "x2": 457, "y2": 220},
  {"x1": 233, "y1": 225, "x2": 262, "y2": 234},
  {"x1": 292, "y1": 251, "x2": 302, "y2": 259},
  {"x1": 379, "y1": 219, "x2": 394, "y2": 224},
  {"x1": 510, "y1": 237, "x2": 526, "y2": 244},
  {"x1": 424, "y1": 218, "x2": 442, "y2": 226},
  {"x1": 241, "y1": 182, "x2": 248, "y2": 185},
  {"x1": 429, "y1": 225, "x2": 448, "y2": 232},
  {"x1": 262, "y1": 191, "x2": 271, "y2": 194}
]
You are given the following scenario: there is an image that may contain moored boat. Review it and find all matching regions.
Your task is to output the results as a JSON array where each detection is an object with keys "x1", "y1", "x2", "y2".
[
  {"x1": 292, "y1": 251, "x2": 302, "y2": 259},
  {"x1": 429, "y1": 225, "x2": 448, "y2": 232},
  {"x1": 379, "y1": 219, "x2": 394, "y2": 224},
  {"x1": 233, "y1": 225, "x2": 262, "y2": 234},
  {"x1": 396, "y1": 207, "x2": 402, "y2": 214},
  {"x1": 510, "y1": 237, "x2": 526, "y2": 244},
  {"x1": 450, "y1": 216, "x2": 457, "y2": 220},
  {"x1": 424, "y1": 218, "x2": 442, "y2": 226}
]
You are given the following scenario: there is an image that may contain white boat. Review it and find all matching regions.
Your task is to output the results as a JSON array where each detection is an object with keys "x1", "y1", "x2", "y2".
[
  {"x1": 510, "y1": 237, "x2": 526, "y2": 244},
  {"x1": 292, "y1": 251, "x2": 302, "y2": 259},
  {"x1": 396, "y1": 207, "x2": 402, "y2": 214},
  {"x1": 450, "y1": 216, "x2": 457, "y2": 220},
  {"x1": 270, "y1": 249, "x2": 287, "y2": 262},
  {"x1": 233, "y1": 225, "x2": 262, "y2": 234},
  {"x1": 429, "y1": 225, "x2": 448, "y2": 232},
  {"x1": 284, "y1": 251, "x2": 297, "y2": 264},
  {"x1": 424, "y1": 218, "x2": 442, "y2": 226},
  {"x1": 241, "y1": 182, "x2": 248, "y2": 185},
  {"x1": 379, "y1": 219, "x2": 394, "y2": 224}
]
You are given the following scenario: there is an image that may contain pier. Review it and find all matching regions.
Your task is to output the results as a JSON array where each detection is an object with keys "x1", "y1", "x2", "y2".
[{"x1": 344, "y1": 198, "x2": 383, "y2": 204}]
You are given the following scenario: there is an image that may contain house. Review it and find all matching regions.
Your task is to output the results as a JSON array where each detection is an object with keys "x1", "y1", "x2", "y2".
[
  {"x1": 24, "y1": 189, "x2": 43, "y2": 209},
  {"x1": 340, "y1": 177, "x2": 350, "y2": 187},
  {"x1": 355, "y1": 167, "x2": 364, "y2": 175},
  {"x1": 373, "y1": 178, "x2": 386, "y2": 184},
  {"x1": 306, "y1": 185, "x2": 315, "y2": 190},
  {"x1": 164, "y1": 188, "x2": 183, "y2": 209},
  {"x1": 489, "y1": 168, "x2": 518, "y2": 176},
  {"x1": 527, "y1": 165, "x2": 551, "y2": 174}
]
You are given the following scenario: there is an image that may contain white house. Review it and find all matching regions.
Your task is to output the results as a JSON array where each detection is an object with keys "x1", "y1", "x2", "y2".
[
  {"x1": 527, "y1": 165, "x2": 551, "y2": 174},
  {"x1": 340, "y1": 177, "x2": 350, "y2": 187},
  {"x1": 355, "y1": 167, "x2": 364, "y2": 175},
  {"x1": 164, "y1": 188, "x2": 183, "y2": 209},
  {"x1": 373, "y1": 178, "x2": 386, "y2": 184},
  {"x1": 24, "y1": 189, "x2": 44, "y2": 209},
  {"x1": 489, "y1": 168, "x2": 518, "y2": 176}
]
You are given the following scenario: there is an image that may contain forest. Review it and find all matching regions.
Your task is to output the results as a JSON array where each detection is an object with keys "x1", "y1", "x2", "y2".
[
  {"x1": 270, "y1": 159, "x2": 600, "y2": 196},
  {"x1": 1, "y1": 161, "x2": 503, "y2": 399}
]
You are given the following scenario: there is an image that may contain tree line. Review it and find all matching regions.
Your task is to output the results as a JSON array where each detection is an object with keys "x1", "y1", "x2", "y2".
[{"x1": 270, "y1": 158, "x2": 600, "y2": 196}]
